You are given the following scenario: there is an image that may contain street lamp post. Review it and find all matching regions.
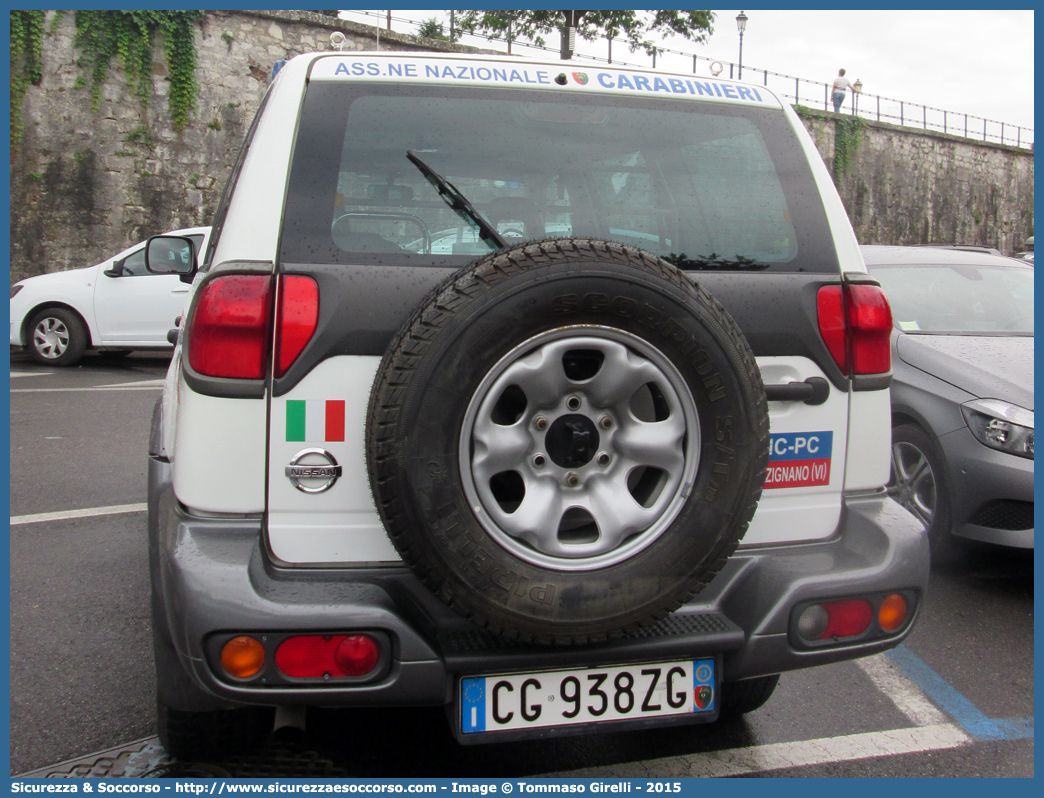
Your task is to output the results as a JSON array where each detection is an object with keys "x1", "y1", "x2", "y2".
[
  {"x1": 736, "y1": 11, "x2": 748, "y2": 80},
  {"x1": 852, "y1": 78, "x2": 863, "y2": 116},
  {"x1": 561, "y1": 10, "x2": 579, "y2": 59}
]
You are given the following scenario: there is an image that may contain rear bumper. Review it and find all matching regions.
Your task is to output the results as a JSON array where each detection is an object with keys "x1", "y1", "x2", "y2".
[
  {"x1": 939, "y1": 427, "x2": 1034, "y2": 548},
  {"x1": 150, "y1": 456, "x2": 928, "y2": 712}
]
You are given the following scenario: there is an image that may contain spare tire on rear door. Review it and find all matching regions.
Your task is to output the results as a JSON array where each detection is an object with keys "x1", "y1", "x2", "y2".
[{"x1": 366, "y1": 239, "x2": 769, "y2": 645}]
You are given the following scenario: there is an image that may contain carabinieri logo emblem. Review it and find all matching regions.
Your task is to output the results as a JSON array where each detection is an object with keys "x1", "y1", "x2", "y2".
[{"x1": 572, "y1": 72, "x2": 589, "y2": 85}]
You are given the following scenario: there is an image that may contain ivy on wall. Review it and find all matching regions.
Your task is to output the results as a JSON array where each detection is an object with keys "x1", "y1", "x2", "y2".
[
  {"x1": 792, "y1": 103, "x2": 813, "y2": 122},
  {"x1": 73, "y1": 10, "x2": 204, "y2": 132},
  {"x1": 10, "y1": 10, "x2": 46, "y2": 147},
  {"x1": 833, "y1": 116, "x2": 864, "y2": 183}
]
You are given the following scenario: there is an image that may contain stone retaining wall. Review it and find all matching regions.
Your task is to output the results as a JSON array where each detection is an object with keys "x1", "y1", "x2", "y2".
[
  {"x1": 10, "y1": 10, "x2": 489, "y2": 283},
  {"x1": 9, "y1": 10, "x2": 1034, "y2": 283},
  {"x1": 797, "y1": 108, "x2": 1034, "y2": 255}
]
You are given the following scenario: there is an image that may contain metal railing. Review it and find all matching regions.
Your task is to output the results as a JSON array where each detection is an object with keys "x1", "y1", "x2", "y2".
[{"x1": 338, "y1": 10, "x2": 1034, "y2": 151}]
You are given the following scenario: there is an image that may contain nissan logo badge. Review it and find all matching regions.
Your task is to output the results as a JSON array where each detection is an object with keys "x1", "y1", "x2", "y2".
[{"x1": 285, "y1": 448, "x2": 342, "y2": 493}]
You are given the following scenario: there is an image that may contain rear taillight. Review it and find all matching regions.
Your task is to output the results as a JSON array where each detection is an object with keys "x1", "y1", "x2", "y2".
[
  {"x1": 275, "y1": 634, "x2": 381, "y2": 678},
  {"x1": 817, "y1": 283, "x2": 892, "y2": 376},
  {"x1": 188, "y1": 275, "x2": 273, "y2": 379},
  {"x1": 846, "y1": 284, "x2": 892, "y2": 374},
  {"x1": 817, "y1": 285, "x2": 848, "y2": 373},
  {"x1": 797, "y1": 599, "x2": 872, "y2": 640},
  {"x1": 274, "y1": 275, "x2": 319, "y2": 377},
  {"x1": 187, "y1": 273, "x2": 320, "y2": 381}
]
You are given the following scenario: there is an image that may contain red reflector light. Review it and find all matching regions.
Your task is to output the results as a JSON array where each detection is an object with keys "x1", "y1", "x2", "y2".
[
  {"x1": 188, "y1": 275, "x2": 273, "y2": 379},
  {"x1": 275, "y1": 634, "x2": 380, "y2": 678},
  {"x1": 275, "y1": 275, "x2": 319, "y2": 377},
  {"x1": 819, "y1": 599, "x2": 873, "y2": 639},
  {"x1": 817, "y1": 283, "x2": 892, "y2": 377}
]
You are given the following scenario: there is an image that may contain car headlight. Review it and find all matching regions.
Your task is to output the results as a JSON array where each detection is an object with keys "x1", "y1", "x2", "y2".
[
  {"x1": 961, "y1": 399, "x2": 1034, "y2": 460},
  {"x1": 10, "y1": 284, "x2": 23, "y2": 298}
]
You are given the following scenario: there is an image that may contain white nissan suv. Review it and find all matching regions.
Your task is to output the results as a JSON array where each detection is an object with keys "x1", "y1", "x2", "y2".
[{"x1": 145, "y1": 52, "x2": 927, "y2": 759}]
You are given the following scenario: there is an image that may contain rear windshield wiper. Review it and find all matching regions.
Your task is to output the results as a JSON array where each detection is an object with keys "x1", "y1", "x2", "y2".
[{"x1": 407, "y1": 150, "x2": 508, "y2": 251}]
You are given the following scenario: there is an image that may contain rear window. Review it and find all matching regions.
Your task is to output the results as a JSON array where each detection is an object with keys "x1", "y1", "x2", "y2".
[
  {"x1": 871, "y1": 263, "x2": 1034, "y2": 335},
  {"x1": 280, "y1": 82, "x2": 838, "y2": 273}
]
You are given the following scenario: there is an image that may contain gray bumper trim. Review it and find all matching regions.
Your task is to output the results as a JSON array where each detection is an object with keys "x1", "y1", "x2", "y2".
[{"x1": 150, "y1": 456, "x2": 928, "y2": 711}]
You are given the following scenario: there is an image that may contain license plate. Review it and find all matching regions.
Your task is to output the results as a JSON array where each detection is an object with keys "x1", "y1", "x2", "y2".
[{"x1": 459, "y1": 658, "x2": 716, "y2": 735}]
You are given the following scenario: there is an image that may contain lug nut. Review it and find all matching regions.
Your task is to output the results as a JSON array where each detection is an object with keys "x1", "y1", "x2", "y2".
[
  {"x1": 597, "y1": 453, "x2": 611, "y2": 467},
  {"x1": 566, "y1": 396, "x2": 581, "y2": 411},
  {"x1": 565, "y1": 472, "x2": 580, "y2": 488},
  {"x1": 533, "y1": 455, "x2": 547, "y2": 468},
  {"x1": 599, "y1": 415, "x2": 613, "y2": 429},
  {"x1": 534, "y1": 417, "x2": 549, "y2": 431}
]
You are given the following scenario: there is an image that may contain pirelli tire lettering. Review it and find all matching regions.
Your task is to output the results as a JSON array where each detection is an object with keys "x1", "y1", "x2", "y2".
[{"x1": 366, "y1": 239, "x2": 769, "y2": 645}]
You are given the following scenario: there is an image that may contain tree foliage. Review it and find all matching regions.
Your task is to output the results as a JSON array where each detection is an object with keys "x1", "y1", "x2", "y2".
[
  {"x1": 454, "y1": 10, "x2": 714, "y2": 56},
  {"x1": 417, "y1": 17, "x2": 449, "y2": 41}
]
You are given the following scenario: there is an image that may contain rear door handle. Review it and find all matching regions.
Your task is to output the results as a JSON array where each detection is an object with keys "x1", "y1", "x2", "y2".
[{"x1": 764, "y1": 377, "x2": 830, "y2": 405}]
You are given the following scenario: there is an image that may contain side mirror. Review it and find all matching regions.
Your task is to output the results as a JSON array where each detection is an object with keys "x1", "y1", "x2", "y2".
[
  {"x1": 145, "y1": 235, "x2": 197, "y2": 284},
  {"x1": 103, "y1": 257, "x2": 126, "y2": 278}
]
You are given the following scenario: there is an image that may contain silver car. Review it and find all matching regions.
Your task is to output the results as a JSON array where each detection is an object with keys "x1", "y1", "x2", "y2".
[{"x1": 863, "y1": 245, "x2": 1034, "y2": 556}]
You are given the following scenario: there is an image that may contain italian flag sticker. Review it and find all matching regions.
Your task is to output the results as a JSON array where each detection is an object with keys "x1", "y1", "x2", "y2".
[{"x1": 286, "y1": 400, "x2": 345, "y2": 442}]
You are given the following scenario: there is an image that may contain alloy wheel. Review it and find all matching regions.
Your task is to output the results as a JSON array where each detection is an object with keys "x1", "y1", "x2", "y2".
[{"x1": 889, "y1": 440, "x2": 937, "y2": 529}]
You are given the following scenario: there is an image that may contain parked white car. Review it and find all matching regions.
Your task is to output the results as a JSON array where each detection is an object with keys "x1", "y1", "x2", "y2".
[{"x1": 10, "y1": 227, "x2": 211, "y2": 366}]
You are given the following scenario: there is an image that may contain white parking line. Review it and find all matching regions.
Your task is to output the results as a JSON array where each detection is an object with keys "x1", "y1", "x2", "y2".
[
  {"x1": 554, "y1": 652, "x2": 963, "y2": 777},
  {"x1": 855, "y1": 653, "x2": 949, "y2": 726},
  {"x1": 10, "y1": 384, "x2": 164, "y2": 393},
  {"x1": 556, "y1": 723, "x2": 970, "y2": 777},
  {"x1": 10, "y1": 371, "x2": 52, "y2": 378},
  {"x1": 10, "y1": 503, "x2": 147, "y2": 526},
  {"x1": 94, "y1": 378, "x2": 166, "y2": 388}
]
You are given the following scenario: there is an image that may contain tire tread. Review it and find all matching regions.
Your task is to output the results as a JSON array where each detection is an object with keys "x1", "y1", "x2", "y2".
[{"x1": 367, "y1": 239, "x2": 769, "y2": 645}]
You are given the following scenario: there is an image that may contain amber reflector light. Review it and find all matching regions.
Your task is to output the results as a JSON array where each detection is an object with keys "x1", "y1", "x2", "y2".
[
  {"x1": 878, "y1": 593, "x2": 908, "y2": 631},
  {"x1": 221, "y1": 636, "x2": 265, "y2": 678}
]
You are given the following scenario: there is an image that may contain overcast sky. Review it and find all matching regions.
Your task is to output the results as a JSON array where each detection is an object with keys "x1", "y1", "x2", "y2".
[{"x1": 337, "y1": 9, "x2": 1034, "y2": 135}]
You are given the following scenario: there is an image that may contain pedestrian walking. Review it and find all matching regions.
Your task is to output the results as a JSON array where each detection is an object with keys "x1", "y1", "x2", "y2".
[{"x1": 831, "y1": 68, "x2": 852, "y2": 113}]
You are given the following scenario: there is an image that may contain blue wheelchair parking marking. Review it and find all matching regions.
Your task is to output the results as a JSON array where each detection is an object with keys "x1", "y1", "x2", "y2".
[
  {"x1": 460, "y1": 677, "x2": 486, "y2": 733},
  {"x1": 886, "y1": 645, "x2": 1033, "y2": 741}
]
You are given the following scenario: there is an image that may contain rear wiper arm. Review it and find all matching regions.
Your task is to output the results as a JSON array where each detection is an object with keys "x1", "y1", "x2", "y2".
[{"x1": 407, "y1": 150, "x2": 508, "y2": 251}]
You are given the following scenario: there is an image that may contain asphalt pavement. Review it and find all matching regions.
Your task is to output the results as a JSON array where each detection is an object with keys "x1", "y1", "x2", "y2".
[{"x1": 8, "y1": 352, "x2": 1034, "y2": 777}]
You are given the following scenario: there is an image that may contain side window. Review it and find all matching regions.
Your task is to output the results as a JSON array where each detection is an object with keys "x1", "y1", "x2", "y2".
[{"x1": 118, "y1": 248, "x2": 146, "y2": 276}]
